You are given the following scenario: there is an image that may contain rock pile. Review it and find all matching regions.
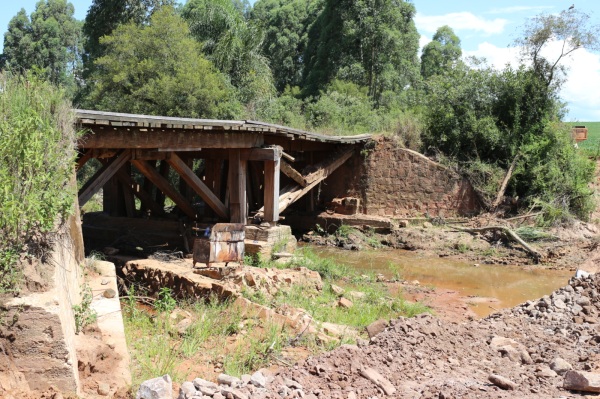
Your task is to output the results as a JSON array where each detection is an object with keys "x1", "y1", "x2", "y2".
[{"x1": 138, "y1": 273, "x2": 600, "y2": 399}]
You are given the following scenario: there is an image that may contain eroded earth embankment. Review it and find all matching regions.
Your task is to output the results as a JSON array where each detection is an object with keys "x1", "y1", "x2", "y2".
[{"x1": 167, "y1": 272, "x2": 600, "y2": 399}]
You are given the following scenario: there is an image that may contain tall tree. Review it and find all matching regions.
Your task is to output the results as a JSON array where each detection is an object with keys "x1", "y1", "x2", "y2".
[
  {"x1": 515, "y1": 8, "x2": 600, "y2": 87},
  {"x1": 2, "y1": 0, "x2": 82, "y2": 89},
  {"x1": 420, "y1": 25, "x2": 462, "y2": 79},
  {"x1": 182, "y1": 0, "x2": 274, "y2": 107},
  {"x1": 83, "y1": 6, "x2": 240, "y2": 119},
  {"x1": 302, "y1": 0, "x2": 420, "y2": 103},
  {"x1": 82, "y1": 0, "x2": 176, "y2": 74},
  {"x1": 251, "y1": 0, "x2": 323, "y2": 92}
]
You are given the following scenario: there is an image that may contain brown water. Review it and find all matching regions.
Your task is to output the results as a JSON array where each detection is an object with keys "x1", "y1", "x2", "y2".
[{"x1": 310, "y1": 246, "x2": 573, "y2": 317}]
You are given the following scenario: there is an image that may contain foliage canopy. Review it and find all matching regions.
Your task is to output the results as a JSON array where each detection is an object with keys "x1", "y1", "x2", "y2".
[{"x1": 83, "y1": 7, "x2": 240, "y2": 119}]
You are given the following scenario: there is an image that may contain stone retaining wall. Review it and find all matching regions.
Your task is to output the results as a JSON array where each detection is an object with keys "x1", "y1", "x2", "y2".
[{"x1": 330, "y1": 137, "x2": 482, "y2": 218}]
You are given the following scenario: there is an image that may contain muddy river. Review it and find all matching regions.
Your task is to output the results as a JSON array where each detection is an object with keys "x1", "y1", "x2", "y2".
[{"x1": 311, "y1": 246, "x2": 573, "y2": 317}]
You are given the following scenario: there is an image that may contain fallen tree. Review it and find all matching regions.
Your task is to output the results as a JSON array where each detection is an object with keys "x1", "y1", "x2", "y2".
[{"x1": 450, "y1": 225, "x2": 543, "y2": 263}]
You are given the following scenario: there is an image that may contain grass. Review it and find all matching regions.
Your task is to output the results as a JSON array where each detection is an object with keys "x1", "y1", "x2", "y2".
[
  {"x1": 570, "y1": 122, "x2": 600, "y2": 156},
  {"x1": 122, "y1": 248, "x2": 430, "y2": 390}
]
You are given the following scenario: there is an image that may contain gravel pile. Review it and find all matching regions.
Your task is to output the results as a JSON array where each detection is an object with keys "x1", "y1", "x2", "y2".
[{"x1": 139, "y1": 274, "x2": 600, "y2": 399}]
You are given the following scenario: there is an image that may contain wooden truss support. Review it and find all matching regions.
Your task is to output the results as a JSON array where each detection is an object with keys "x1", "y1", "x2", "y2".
[
  {"x1": 113, "y1": 168, "x2": 165, "y2": 216},
  {"x1": 280, "y1": 160, "x2": 306, "y2": 187},
  {"x1": 228, "y1": 149, "x2": 247, "y2": 224},
  {"x1": 167, "y1": 153, "x2": 229, "y2": 219},
  {"x1": 78, "y1": 150, "x2": 132, "y2": 207},
  {"x1": 263, "y1": 158, "x2": 281, "y2": 223},
  {"x1": 131, "y1": 159, "x2": 198, "y2": 220},
  {"x1": 256, "y1": 147, "x2": 354, "y2": 218},
  {"x1": 76, "y1": 149, "x2": 93, "y2": 171}
]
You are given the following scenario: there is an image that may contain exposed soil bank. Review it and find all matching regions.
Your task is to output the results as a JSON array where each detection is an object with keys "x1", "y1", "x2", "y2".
[{"x1": 176, "y1": 272, "x2": 600, "y2": 399}]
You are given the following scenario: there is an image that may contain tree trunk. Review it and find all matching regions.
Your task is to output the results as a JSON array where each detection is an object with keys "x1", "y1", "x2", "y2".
[{"x1": 492, "y1": 153, "x2": 521, "y2": 210}]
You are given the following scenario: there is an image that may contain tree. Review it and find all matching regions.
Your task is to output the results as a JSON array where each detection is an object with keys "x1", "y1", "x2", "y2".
[
  {"x1": 182, "y1": 0, "x2": 274, "y2": 107},
  {"x1": 422, "y1": 59, "x2": 594, "y2": 220},
  {"x1": 302, "y1": 0, "x2": 420, "y2": 103},
  {"x1": 420, "y1": 25, "x2": 462, "y2": 79},
  {"x1": 83, "y1": 7, "x2": 240, "y2": 119},
  {"x1": 515, "y1": 8, "x2": 600, "y2": 87},
  {"x1": 2, "y1": 1, "x2": 82, "y2": 89},
  {"x1": 82, "y1": 0, "x2": 176, "y2": 74},
  {"x1": 251, "y1": 0, "x2": 323, "y2": 92}
]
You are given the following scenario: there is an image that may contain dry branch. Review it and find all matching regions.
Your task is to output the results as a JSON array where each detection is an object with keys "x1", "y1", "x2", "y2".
[{"x1": 451, "y1": 225, "x2": 543, "y2": 263}]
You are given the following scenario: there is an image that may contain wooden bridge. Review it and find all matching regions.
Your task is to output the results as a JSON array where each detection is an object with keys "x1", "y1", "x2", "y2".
[{"x1": 76, "y1": 110, "x2": 370, "y2": 227}]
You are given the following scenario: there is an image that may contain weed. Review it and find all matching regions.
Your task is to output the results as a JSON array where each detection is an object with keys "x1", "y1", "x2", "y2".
[
  {"x1": 454, "y1": 242, "x2": 470, "y2": 253},
  {"x1": 289, "y1": 248, "x2": 350, "y2": 280},
  {"x1": 73, "y1": 284, "x2": 97, "y2": 334},
  {"x1": 154, "y1": 287, "x2": 177, "y2": 313},
  {"x1": 387, "y1": 262, "x2": 402, "y2": 282}
]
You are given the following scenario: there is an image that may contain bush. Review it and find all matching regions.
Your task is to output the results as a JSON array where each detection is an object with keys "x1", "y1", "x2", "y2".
[{"x1": 0, "y1": 72, "x2": 78, "y2": 293}]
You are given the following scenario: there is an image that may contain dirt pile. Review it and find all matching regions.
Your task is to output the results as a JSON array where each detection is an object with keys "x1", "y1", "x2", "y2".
[{"x1": 171, "y1": 272, "x2": 600, "y2": 398}]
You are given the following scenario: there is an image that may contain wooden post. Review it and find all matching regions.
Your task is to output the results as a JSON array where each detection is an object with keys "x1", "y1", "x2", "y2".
[
  {"x1": 228, "y1": 149, "x2": 247, "y2": 224},
  {"x1": 264, "y1": 158, "x2": 280, "y2": 223},
  {"x1": 78, "y1": 150, "x2": 131, "y2": 207}
]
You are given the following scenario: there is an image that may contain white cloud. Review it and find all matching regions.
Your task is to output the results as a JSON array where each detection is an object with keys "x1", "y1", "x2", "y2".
[
  {"x1": 463, "y1": 42, "x2": 521, "y2": 69},
  {"x1": 463, "y1": 40, "x2": 600, "y2": 121},
  {"x1": 486, "y1": 6, "x2": 554, "y2": 14},
  {"x1": 415, "y1": 12, "x2": 508, "y2": 35}
]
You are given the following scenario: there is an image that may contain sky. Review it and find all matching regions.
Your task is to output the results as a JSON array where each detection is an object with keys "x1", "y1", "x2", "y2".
[{"x1": 1, "y1": 0, "x2": 599, "y2": 121}]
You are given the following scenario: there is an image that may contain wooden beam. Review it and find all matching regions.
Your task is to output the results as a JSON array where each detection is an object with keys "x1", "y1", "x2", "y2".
[
  {"x1": 303, "y1": 148, "x2": 354, "y2": 186},
  {"x1": 280, "y1": 160, "x2": 306, "y2": 187},
  {"x1": 80, "y1": 128, "x2": 264, "y2": 149},
  {"x1": 256, "y1": 148, "x2": 354, "y2": 217},
  {"x1": 113, "y1": 168, "x2": 165, "y2": 216},
  {"x1": 263, "y1": 159, "x2": 280, "y2": 223},
  {"x1": 131, "y1": 159, "x2": 198, "y2": 220},
  {"x1": 78, "y1": 150, "x2": 131, "y2": 207},
  {"x1": 228, "y1": 149, "x2": 247, "y2": 224},
  {"x1": 167, "y1": 153, "x2": 229, "y2": 219},
  {"x1": 76, "y1": 149, "x2": 93, "y2": 171}
]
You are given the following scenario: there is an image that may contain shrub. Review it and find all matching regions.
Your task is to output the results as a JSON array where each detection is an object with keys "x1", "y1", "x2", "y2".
[{"x1": 0, "y1": 72, "x2": 78, "y2": 293}]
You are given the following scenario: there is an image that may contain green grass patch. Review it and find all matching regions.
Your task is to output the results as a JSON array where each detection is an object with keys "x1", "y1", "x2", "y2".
[{"x1": 570, "y1": 122, "x2": 600, "y2": 156}]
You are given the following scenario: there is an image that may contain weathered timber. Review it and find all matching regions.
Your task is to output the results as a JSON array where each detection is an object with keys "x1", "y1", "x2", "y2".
[
  {"x1": 451, "y1": 225, "x2": 542, "y2": 263},
  {"x1": 80, "y1": 128, "x2": 264, "y2": 149},
  {"x1": 167, "y1": 153, "x2": 228, "y2": 219},
  {"x1": 76, "y1": 149, "x2": 93, "y2": 171},
  {"x1": 228, "y1": 149, "x2": 247, "y2": 224},
  {"x1": 113, "y1": 168, "x2": 165, "y2": 216},
  {"x1": 280, "y1": 160, "x2": 306, "y2": 187},
  {"x1": 131, "y1": 160, "x2": 198, "y2": 219},
  {"x1": 78, "y1": 150, "x2": 131, "y2": 206},
  {"x1": 304, "y1": 148, "x2": 354, "y2": 185},
  {"x1": 263, "y1": 159, "x2": 280, "y2": 223},
  {"x1": 256, "y1": 148, "x2": 354, "y2": 217}
]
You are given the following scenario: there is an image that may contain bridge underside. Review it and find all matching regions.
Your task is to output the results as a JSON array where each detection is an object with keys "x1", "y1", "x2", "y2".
[{"x1": 76, "y1": 110, "x2": 368, "y2": 238}]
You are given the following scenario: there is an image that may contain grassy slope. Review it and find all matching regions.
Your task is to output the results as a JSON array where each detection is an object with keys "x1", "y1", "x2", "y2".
[{"x1": 570, "y1": 122, "x2": 600, "y2": 153}]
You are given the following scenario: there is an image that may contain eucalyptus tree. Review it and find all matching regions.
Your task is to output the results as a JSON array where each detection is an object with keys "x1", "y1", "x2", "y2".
[
  {"x1": 302, "y1": 0, "x2": 420, "y2": 104},
  {"x1": 2, "y1": 0, "x2": 82, "y2": 90},
  {"x1": 420, "y1": 25, "x2": 462, "y2": 79},
  {"x1": 251, "y1": 0, "x2": 323, "y2": 92}
]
